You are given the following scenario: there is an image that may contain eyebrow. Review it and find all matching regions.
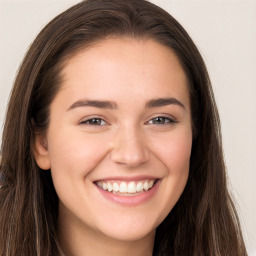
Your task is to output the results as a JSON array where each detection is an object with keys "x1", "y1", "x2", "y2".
[
  {"x1": 67, "y1": 97, "x2": 185, "y2": 111},
  {"x1": 145, "y1": 97, "x2": 185, "y2": 109},
  {"x1": 67, "y1": 100, "x2": 117, "y2": 110}
]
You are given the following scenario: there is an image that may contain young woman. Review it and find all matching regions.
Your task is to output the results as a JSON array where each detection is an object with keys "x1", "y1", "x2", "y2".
[{"x1": 0, "y1": 0, "x2": 248, "y2": 255}]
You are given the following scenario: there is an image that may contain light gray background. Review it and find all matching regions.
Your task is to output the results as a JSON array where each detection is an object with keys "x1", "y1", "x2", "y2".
[{"x1": 0, "y1": 0, "x2": 255, "y2": 254}]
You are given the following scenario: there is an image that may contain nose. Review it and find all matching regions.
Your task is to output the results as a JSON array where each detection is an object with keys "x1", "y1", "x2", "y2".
[{"x1": 110, "y1": 127, "x2": 150, "y2": 167}]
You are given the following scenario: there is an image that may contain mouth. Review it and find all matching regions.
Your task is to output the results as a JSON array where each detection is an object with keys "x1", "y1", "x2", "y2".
[{"x1": 94, "y1": 179, "x2": 158, "y2": 196}]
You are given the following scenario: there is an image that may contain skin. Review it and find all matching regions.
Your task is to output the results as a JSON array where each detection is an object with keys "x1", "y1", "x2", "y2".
[{"x1": 34, "y1": 37, "x2": 193, "y2": 256}]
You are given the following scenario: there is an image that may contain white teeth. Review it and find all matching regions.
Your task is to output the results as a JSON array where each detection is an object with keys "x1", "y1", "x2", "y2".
[
  {"x1": 96, "y1": 179, "x2": 156, "y2": 194},
  {"x1": 143, "y1": 182, "x2": 149, "y2": 191},
  {"x1": 107, "y1": 182, "x2": 113, "y2": 192},
  {"x1": 103, "y1": 182, "x2": 107, "y2": 190},
  {"x1": 119, "y1": 182, "x2": 128, "y2": 193},
  {"x1": 136, "y1": 182, "x2": 143, "y2": 192},
  {"x1": 113, "y1": 182, "x2": 119, "y2": 192},
  {"x1": 127, "y1": 181, "x2": 136, "y2": 193}
]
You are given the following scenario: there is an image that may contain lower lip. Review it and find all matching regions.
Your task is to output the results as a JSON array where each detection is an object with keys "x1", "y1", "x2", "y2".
[{"x1": 95, "y1": 180, "x2": 160, "y2": 206}]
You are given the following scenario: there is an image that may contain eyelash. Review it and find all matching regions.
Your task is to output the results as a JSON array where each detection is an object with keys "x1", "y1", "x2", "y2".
[
  {"x1": 80, "y1": 118, "x2": 107, "y2": 126},
  {"x1": 146, "y1": 116, "x2": 177, "y2": 125},
  {"x1": 79, "y1": 116, "x2": 177, "y2": 126}
]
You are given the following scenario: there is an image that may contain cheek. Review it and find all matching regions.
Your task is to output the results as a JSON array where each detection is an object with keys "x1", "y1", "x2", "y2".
[
  {"x1": 170, "y1": 135, "x2": 192, "y2": 172},
  {"x1": 154, "y1": 131, "x2": 192, "y2": 219},
  {"x1": 153, "y1": 130, "x2": 192, "y2": 173},
  {"x1": 47, "y1": 130, "x2": 111, "y2": 215},
  {"x1": 47, "y1": 129, "x2": 110, "y2": 178}
]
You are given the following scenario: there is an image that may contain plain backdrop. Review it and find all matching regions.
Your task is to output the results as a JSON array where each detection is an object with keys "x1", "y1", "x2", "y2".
[{"x1": 0, "y1": 0, "x2": 255, "y2": 254}]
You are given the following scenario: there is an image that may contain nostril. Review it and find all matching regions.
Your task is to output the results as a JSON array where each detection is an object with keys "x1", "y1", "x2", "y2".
[
  {"x1": 110, "y1": 130, "x2": 150, "y2": 166},
  {"x1": 110, "y1": 151, "x2": 149, "y2": 167}
]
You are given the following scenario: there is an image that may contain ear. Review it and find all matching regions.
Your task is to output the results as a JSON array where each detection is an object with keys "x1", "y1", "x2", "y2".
[{"x1": 33, "y1": 133, "x2": 51, "y2": 170}]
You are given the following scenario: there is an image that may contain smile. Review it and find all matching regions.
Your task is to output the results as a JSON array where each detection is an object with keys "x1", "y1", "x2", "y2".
[{"x1": 95, "y1": 179, "x2": 156, "y2": 195}]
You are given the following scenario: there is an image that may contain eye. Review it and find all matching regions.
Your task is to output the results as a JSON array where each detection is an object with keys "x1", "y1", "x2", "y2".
[
  {"x1": 147, "y1": 116, "x2": 176, "y2": 125},
  {"x1": 80, "y1": 118, "x2": 107, "y2": 126}
]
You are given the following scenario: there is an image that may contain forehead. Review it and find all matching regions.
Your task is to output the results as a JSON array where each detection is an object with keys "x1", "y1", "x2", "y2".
[
  {"x1": 63, "y1": 37, "x2": 186, "y2": 78},
  {"x1": 57, "y1": 37, "x2": 189, "y2": 108}
]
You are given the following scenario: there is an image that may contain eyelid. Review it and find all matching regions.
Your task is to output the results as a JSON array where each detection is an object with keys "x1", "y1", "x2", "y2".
[
  {"x1": 78, "y1": 114, "x2": 178, "y2": 126},
  {"x1": 79, "y1": 116, "x2": 109, "y2": 126},
  {"x1": 145, "y1": 114, "x2": 178, "y2": 125}
]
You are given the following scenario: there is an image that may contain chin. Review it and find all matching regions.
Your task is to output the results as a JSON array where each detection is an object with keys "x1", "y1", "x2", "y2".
[
  {"x1": 102, "y1": 228, "x2": 155, "y2": 242},
  {"x1": 95, "y1": 217, "x2": 158, "y2": 242}
]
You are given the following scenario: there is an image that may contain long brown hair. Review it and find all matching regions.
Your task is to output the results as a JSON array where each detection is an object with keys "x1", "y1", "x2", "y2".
[{"x1": 0, "y1": 0, "x2": 247, "y2": 255}]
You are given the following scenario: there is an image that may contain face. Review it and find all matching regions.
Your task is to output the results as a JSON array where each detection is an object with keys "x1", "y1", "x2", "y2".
[{"x1": 34, "y1": 38, "x2": 192, "y2": 243}]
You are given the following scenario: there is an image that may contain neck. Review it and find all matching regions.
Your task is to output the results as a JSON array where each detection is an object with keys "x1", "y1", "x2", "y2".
[{"x1": 57, "y1": 207, "x2": 155, "y2": 256}]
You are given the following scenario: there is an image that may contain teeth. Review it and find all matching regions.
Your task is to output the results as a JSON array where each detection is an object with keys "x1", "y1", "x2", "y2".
[
  {"x1": 148, "y1": 180, "x2": 154, "y2": 188},
  {"x1": 136, "y1": 182, "x2": 143, "y2": 192},
  {"x1": 119, "y1": 182, "x2": 128, "y2": 193},
  {"x1": 127, "y1": 182, "x2": 136, "y2": 193},
  {"x1": 143, "y1": 182, "x2": 149, "y2": 191},
  {"x1": 113, "y1": 182, "x2": 119, "y2": 192},
  {"x1": 96, "y1": 180, "x2": 156, "y2": 194},
  {"x1": 103, "y1": 182, "x2": 107, "y2": 190},
  {"x1": 107, "y1": 182, "x2": 113, "y2": 192}
]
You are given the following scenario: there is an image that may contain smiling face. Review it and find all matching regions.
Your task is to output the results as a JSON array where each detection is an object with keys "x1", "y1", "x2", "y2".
[{"x1": 34, "y1": 37, "x2": 192, "y2": 248}]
